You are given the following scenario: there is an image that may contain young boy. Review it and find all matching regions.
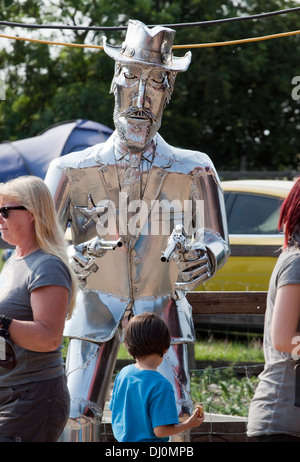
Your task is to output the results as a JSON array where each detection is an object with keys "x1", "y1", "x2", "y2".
[{"x1": 109, "y1": 312, "x2": 204, "y2": 442}]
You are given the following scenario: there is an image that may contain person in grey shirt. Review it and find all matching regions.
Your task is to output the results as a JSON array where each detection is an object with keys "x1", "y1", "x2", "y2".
[
  {"x1": 247, "y1": 178, "x2": 300, "y2": 442},
  {"x1": 0, "y1": 176, "x2": 77, "y2": 442}
]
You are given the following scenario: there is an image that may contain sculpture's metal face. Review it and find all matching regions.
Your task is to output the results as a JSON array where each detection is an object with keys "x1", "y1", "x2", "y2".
[{"x1": 112, "y1": 63, "x2": 174, "y2": 151}]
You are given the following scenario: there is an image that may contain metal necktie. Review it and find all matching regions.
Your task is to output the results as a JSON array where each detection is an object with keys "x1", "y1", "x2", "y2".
[
  {"x1": 124, "y1": 152, "x2": 141, "y2": 202},
  {"x1": 119, "y1": 153, "x2": 142, "y2": 238}
]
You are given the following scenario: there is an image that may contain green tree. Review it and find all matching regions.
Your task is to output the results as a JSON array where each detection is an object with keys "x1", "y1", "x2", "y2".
[{"x1": 0, "y1": 0, "x2": 300, "y2": 172}]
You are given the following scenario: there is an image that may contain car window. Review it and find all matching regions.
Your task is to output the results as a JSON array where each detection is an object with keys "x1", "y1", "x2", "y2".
[{"x1": 225, "y1": 192, "x2": 283, "y2": 234}]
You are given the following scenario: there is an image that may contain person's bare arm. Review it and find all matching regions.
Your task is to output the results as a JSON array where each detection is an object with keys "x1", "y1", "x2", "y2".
[
  {"x1": 8, "y1": 285, "x2": 69, "y2": 352},
  {"x1": 154, "y1": 406, "x2": 204, "y2": 439},
  {"x1": 271, "y1": 284, "x2": 300, "y2": 353}
]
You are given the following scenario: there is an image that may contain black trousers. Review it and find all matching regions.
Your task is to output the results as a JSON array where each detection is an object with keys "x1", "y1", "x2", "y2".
[{"x1": 0, "y1": 374, "x2": 70, "y2": 442}]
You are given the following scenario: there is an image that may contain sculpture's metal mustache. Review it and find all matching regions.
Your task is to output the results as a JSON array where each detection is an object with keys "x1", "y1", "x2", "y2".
[{"x1": 119, "y1": 108, "x2": 157, "y2": 123}]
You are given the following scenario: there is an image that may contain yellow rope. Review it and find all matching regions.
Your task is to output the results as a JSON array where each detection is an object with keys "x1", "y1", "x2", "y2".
[
  {"x1": 0, "y1": 33, "x2": 102, "y2": 48},
  {"x1": 0, "y1": 29, "x2": 300, "y2": 50},
  {"x1": 173, "y1": 29, "x2": 300, "y2": 48}
]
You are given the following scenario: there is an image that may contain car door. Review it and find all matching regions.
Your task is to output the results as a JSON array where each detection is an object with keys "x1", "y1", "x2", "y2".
[{"x1": 201, "y1": 191, "x2": 284, "y2": 291}]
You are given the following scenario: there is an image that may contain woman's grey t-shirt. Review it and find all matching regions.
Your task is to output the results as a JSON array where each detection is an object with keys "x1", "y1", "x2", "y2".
[
  {"x1": 247, "y1": 247, "x2": 300, "y2": 437},
  {"x1": 0, "y1": 249, "x2": 72, "y2": 386}
]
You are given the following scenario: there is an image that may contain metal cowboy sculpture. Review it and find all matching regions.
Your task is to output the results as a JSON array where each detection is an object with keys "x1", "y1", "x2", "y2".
[{"x1": 45, "y1": 19, "x2": 230, "y2": 442}]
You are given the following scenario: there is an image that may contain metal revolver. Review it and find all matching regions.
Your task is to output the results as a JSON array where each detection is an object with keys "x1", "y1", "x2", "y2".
[{"x1": 69, "y1": 236, "x2": 123, "y2": 286}]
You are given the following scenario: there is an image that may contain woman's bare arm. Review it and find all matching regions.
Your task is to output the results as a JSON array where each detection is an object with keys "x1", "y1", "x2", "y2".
[
  {"x1": 271, "y1": 284, "x2": 300, "y2": 354},
  {"x1": 8, "y1": 285, "x2": 69, "y2": 352}
]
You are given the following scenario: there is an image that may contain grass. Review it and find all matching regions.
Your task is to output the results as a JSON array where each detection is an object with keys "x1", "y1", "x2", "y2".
[
  {"x1": 117, "y1": 335, "x2": 265, "y2": 364},
  {"x1": 63, "y1": 333, "x2": 265, "y2": 366},
  {"x1": 194, "y1": 335, "x2": 264, "y2": 363}
]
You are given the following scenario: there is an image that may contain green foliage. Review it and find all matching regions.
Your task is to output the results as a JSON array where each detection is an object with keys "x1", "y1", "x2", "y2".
[
  {"x1": 191, "y1": 366, "x2": 261, "y2": 417},
  {"x1": 0, "y1": 0, "x2": 300, "y2": 171},
  {"x1": 118, "y1": 335, "x2": 264, "y2": 362}
]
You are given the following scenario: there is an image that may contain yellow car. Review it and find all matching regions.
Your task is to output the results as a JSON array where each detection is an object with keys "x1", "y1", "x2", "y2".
[{"x1": 201, "y1": 179, "x2": 295, "y2": 292}]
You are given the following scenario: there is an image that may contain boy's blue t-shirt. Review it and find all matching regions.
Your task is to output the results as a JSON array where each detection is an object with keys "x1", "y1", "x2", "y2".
[{"x1": 109, "y1": 364, "x2": 179, "y2": 442}]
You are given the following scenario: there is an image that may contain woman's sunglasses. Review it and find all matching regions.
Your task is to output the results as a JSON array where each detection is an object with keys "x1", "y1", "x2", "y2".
[{"x1": 0, "y1": 206, "x2": 27, "y2": 219}]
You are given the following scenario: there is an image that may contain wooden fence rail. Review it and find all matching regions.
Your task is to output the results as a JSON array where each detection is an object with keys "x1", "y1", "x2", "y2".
[{"x1": 186, "y1": 290, "x2": 267, "y2": 316}]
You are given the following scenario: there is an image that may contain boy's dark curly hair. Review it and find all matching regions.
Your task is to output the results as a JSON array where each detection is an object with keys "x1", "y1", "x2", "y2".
[{"x1": 124, "y1": 312, "x2": 171, "y2": 359}]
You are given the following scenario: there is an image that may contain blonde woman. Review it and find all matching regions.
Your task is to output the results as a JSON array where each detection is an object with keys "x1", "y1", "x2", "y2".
[{"x1": 0, "y1": 175, "x2": 77, "y2": 442}]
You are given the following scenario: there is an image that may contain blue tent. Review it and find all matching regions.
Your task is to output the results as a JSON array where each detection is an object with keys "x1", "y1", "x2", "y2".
[{"x1": 0, "y1": 119, "x2": 113, "y2": 182}]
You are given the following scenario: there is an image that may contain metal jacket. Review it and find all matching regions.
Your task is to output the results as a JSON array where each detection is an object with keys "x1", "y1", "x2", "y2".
[{"x1": 45, "y1": 132, "x2": 229, "y2": 343}]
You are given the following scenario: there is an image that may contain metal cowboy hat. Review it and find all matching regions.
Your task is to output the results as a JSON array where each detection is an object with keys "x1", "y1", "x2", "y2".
[{"x1": 103, "y1": 19, "x2": 191, "y2": 72}]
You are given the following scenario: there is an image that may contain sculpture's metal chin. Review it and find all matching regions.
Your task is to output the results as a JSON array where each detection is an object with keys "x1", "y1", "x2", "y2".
[
  {"x1": 45, "y1": 19, "x2": 230, "y2": 442},
  {"x1": 114, "y1": 116, "x2": 155, "y2": 152}
]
